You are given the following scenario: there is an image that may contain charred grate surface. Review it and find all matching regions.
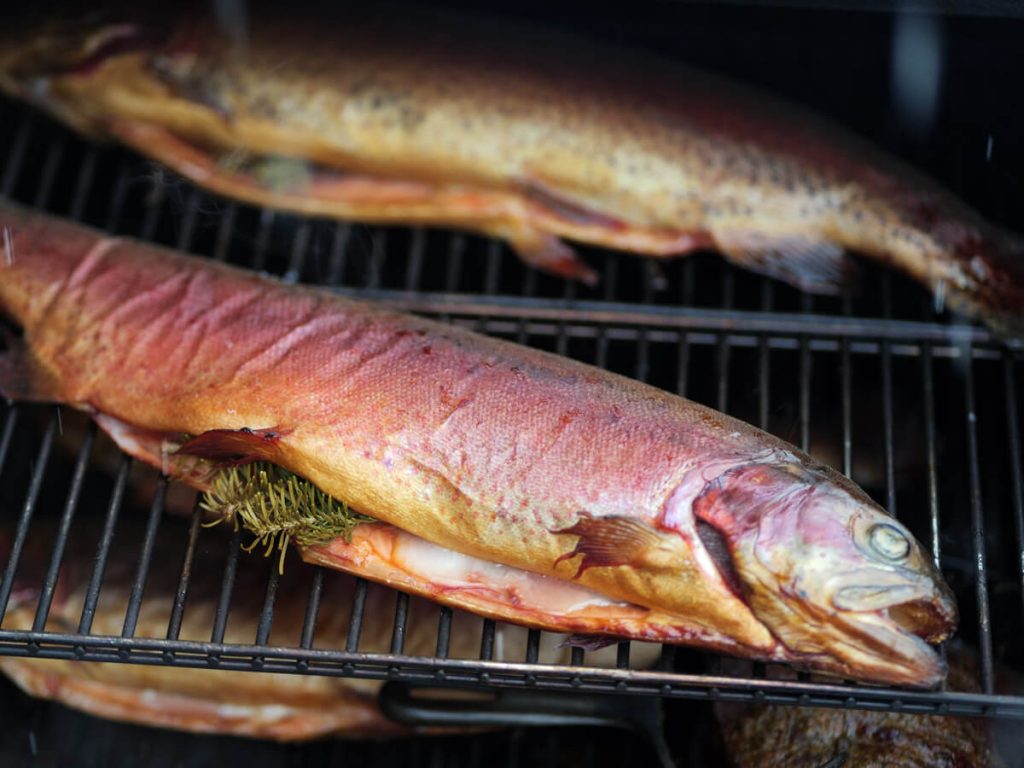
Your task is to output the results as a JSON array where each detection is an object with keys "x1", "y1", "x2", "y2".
[{"x1": 0, "y1": 68, "x2": 1023, "y2": 728}]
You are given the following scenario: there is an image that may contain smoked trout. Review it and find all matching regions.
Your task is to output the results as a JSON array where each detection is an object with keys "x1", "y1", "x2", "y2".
[
  {"x1": 0, "y1": 4, "x2": 1020, "y2": 333},
  {"x1": 0, "y1": 203, "x2": 957, "y2": 686}
]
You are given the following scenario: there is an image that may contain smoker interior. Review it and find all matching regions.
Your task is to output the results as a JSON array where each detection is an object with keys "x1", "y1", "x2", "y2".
[{"x1": 1, "y1": 1, "x2": 1024, "y2": 765}]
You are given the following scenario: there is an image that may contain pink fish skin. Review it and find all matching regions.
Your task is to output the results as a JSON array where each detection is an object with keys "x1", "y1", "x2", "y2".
[
  {"x1": 0, "y1": 4, "x2": 1020, "y2": 333},
  {"x1": 0, "y1": 203, "x2": 955, "y2": 686}
]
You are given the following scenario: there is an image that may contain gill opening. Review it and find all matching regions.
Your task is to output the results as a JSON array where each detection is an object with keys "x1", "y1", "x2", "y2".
[
  {"x1": 201, "y1": 462, "x2": 375, "y2": 574},
  {"x1": 694, "y1": 519, "x2": 746, "y2": 601}
]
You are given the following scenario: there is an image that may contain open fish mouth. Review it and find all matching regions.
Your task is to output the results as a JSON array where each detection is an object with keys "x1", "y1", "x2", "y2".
[
  {"x1": 801, "y1": 575, "x2": 958, "y2": 686},
  {"x1": 889, "y1": 597, "x2": 958, "y2": 644},
  {"x1": 833, "y1": 579, "x2": 958, "y2": 644},
  {"x1": 830, "y1": 548, "x2": 958, "y2": 644}
]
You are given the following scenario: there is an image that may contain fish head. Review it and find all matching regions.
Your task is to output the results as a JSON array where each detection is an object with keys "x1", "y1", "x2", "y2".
[{"x1": 694, "y1": 461, "x2": 957, "y2": 686}]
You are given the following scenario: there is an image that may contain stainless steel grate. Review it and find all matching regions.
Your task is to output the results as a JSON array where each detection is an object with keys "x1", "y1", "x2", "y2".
[{"x1": 1, "y1": 93, "x2": 1023, "y2": 724}]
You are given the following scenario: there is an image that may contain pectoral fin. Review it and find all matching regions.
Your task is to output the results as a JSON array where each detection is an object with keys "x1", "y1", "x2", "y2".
[
  {"x1": 554, "y1": 512, "x2": 676, "y2": 578},
  {"x1": 714, "y1": 230, "x2": 859, "y2": 294},
  {"x1": 178, "y1": 427, "x2": 287, "y2": 466}
]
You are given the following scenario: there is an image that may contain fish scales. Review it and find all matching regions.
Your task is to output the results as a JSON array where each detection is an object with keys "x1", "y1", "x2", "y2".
[
  {"x1": 0, "y1": 203, "x2": 956, "y2": 685},
  {"x1": 3, "y1": 206, "x2": 759, "y2": 620}
]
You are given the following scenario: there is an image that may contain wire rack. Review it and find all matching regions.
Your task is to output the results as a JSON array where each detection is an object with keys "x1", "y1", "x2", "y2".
[{"x1": 0, "y1": 78, "x2": 1023, "y2": 727}]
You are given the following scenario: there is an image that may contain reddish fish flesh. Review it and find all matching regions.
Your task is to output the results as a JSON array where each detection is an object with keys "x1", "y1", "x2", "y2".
[
  {"x1": 0, "y1": 4, "x2": 1021, "y2": 333},
  {"x1": 1, "y1": 517, "x2": 641, "y2": 740},
  {"x1": 0, "y1": 203, "x2": 956, "y2": 686}
]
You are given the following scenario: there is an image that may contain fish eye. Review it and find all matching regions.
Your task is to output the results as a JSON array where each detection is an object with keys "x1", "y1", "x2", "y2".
[{"x1": 868, "y1": 523, "x2": 910, "y2": 561}]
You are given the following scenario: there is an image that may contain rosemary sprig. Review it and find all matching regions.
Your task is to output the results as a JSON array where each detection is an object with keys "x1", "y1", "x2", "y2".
[{"x1": 200, "y1": 462, "x2": 374, "y2": 574}]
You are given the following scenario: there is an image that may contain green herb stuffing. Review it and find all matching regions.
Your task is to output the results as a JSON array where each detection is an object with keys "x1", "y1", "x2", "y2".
[{"x1": 200, "y1": 462, "x2": 374, "y2": 573}]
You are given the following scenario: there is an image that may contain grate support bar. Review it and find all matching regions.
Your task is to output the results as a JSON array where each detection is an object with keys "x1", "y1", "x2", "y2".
[
  {"x1": 963, "y1": 354, "x2": 995, "y2": 694},
  {"x1": 328, "y1": 288, "x2": 1021, "y2": 349},
  {"x1": 0, "y1": 631, "x2": 1020, "y2": 719}
]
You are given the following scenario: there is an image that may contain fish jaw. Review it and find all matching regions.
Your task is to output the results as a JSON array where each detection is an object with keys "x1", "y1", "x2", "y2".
[{"x1": 694, "y1": 463, "x2": 957, "y2": 687}]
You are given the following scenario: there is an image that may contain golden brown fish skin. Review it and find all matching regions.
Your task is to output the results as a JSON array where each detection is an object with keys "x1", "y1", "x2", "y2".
[
  {"x1": 0, "y1": 204, "x2": 955, "y2": 685},
  {"x1": 0, "y1": 4, "x2": 1021, "y2": 331}
]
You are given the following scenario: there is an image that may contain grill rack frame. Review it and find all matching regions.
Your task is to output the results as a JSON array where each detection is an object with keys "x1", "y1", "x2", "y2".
[{"x1": 1, "y1": 99, "x2": 1023, "y2": 721}]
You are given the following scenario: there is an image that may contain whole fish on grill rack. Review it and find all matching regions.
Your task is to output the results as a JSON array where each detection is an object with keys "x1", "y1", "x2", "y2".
[
  {"x1": 1, "y1": 517, "x2": 650, "y2": 740},
  {"x1": 0, "y1": 3, "x2": 1021, "y2": 334},
  {"x1": 0, "y1": 203, "x2": 957, "y2": 686}
]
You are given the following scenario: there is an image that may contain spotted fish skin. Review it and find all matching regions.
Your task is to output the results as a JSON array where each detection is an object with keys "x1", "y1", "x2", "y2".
[{"x1": 0, "y1": 4, "x2": 1020, "y2": 333}]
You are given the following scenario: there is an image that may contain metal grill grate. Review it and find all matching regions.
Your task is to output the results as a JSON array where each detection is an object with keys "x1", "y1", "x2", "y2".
[{"x1": 1, "y1": 92, "x2": 1023, "y2": 724}]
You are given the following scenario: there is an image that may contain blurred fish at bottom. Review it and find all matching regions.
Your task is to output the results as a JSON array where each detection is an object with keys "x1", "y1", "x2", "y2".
[
  {"x1": 715, "y1": 650, "x2": 1011, "y2": 768},
  {"x1": 0, "y1": 516, "x2": 657, "y2": 741}
]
